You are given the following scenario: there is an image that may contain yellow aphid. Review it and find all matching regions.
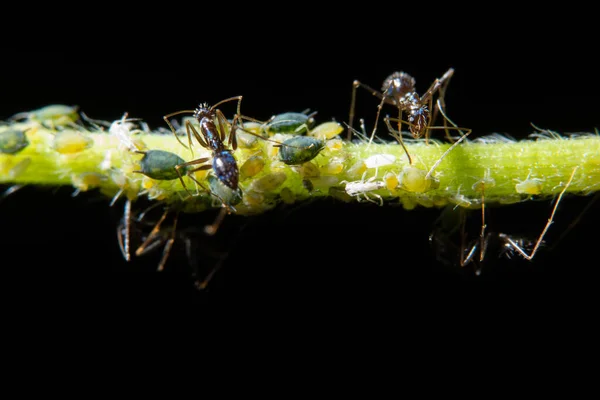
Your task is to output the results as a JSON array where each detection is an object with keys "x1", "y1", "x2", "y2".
[
  {"x1": 193, "y1": 168, "x2": 209, "y2": 181},
  {"x1": 237, "y1": 123, "x2": 263, "y2": 148},
  {"x1": 142, "y1": 177, "x2": 155, "y2": 190},
  {"x1": 399, "y1": 166, "x2": 439, "y2": 193},
  {"x1": 321, "y1": 159, "x2": 344, "y2": 175},
  {"x1": 384, "y1": 171, "x2": 399, "y2": 191},
  {"x1": 326, "y1": 138, "x2": 344, "y2": 151},
  {"x1": 1, "y1": 157, "x2": 31, "y2": 179},
  {"x1": 251, "y1": 172, "x2": 287, "y2": 192},
  {"x1": 243, "y1": 189, "x2": 265, "y2": 206},
  {"x1": 309, "y1": 121, "x2": 343, "y2": 140},
  {"x1": 279, "y1": 187, "x2": 295, "y2": 204},
  {"x1": 240, "y1": 155, "x2": 265, "y2": 179},
  {"x1": 52, "y1": 131, "x2": 94, "y2": 154},
  {"x1": 515, "y1": 178, "x2": 543, "y2": 195},
  {"x1": 71, "y1": 172, "x2": 106, "y2": 192},
  {"x1": 300, "y1": 161, "x2": 320, "y2": 178},
  {"x1": 346, "y1": 160, "x2": 367, "y2": 178}
]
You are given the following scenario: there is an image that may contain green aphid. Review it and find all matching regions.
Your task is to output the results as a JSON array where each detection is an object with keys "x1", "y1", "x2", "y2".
[
  {"x1": 278, "y1": 136, "x2": 325, "y2": 165},
  {"x1": 137, "y1": 150, "x2": 187, "y2": 180},
  {"x1": 208, "y1": 175, "x2": 242, "y2": 207},
  {"x1": 12, "y1": 104, "x2": 80, "y2": 128},
  {"x1": 0, "y1": 129, "x2": 29, "y2": 154},
  {"x1": 264, "y1": 111, "x2": 316, "y2": 136}
]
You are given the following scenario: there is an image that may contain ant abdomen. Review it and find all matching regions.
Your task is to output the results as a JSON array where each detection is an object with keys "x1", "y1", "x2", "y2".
[{"x1": 212, "y1": 150, "x2": 239, "y2": 190}]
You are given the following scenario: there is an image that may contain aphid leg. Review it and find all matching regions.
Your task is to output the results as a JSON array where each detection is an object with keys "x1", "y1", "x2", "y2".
[
  {"x1": 499, "y1": 166, "x2": 579, "y2": 260},
  {"x1": 163, "y1": 109, "x2": 195, "y2": 150},
  {"x1": 117, "y1": 199, "x2": 132, "y2": 261},
  {"x1": 156, "y1": 210, "x2": 179, "y2": 272}
]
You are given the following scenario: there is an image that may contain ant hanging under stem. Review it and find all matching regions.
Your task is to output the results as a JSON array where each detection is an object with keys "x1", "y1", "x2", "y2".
[{"x1": 348, "y1": 68, "x2": 455, "y2": 145}]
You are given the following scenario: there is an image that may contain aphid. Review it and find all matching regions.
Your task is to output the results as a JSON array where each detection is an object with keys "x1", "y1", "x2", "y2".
[
  {"x1": 0, "y1": 128, "x2": 29, "y2": 155},
  {"x1": 52, "y1": 130, "x2": 94, "y2": 154},
  {"x1": 278, "y1": 136, "x2": 325, "y2": 165},
  {"x1": 515, "y1": 175, "x2": 544, "y2": 196},
  {"x1": 308, "y1": 121, "x2": 343, "y2": 141},
  {"x1": 10, "y1": 104, "x2": 80, "y2": 129},
  {"x1": 239, "y1": 155, "x2": 265, "y2": 179},
  {"x1": 348, "y1": 69, "x2": 455, "y2": 143},
  {"x1": 133, "y1": 149, "x2": 205, "y2": 197},
  {"x1": 341, "y1": 171, "x2": 386, "y2": 206},
  {"x1": 108, "y1": 112, "x2": 147, "y2": 152},
  {"x1": 250, "y1": 172, "x2": 287, "y2": 193},
  {"x1": 205, "y1": 175, "x2": 243, "y2": 235},
  {"x1": 263, "y1": 110, "x2": 317, "y2": 136}
]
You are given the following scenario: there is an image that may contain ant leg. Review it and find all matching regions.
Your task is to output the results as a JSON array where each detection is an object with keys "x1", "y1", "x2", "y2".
[
  {"x1": 0, "y1": 184, "x2": 26, "y2": 205},
  {"x1": 384, "y1": 116, "x2": 412, "y2": 165},
  {"x1": 204, "y1": 206, "x2": 228, "y2": 236},
  {"x1": 157, "y1": 210, "x2": 179, "y2": 272},
  {"x1": 163, "y1": 109, "x2": 195, "y2": 150},
  {"x1": 135, "y1": 207, "x2": 169, "y2": 257},
  {"x1": 175, "y1": 160, "x2": 211, "y2": 196},
  {"x1": 499, "y1": 166, "x2": 579, "y2": 260},
  {"x1": 349, "y1": 80, "x2": 388, "y2": 143},
  {"x1": 478, "y1": 183, "x2": 488, "y2": 262},
  {"x1": 185, "y1": 120, "x2": 209, "y2": 158},
  {"x1": 549, "y1": 192, "x2": 600, "y2": 251}
]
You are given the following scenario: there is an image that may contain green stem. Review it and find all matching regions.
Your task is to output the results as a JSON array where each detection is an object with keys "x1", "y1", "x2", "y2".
[{"x1": 2, "y1": 121, "x2": 599, "y2": 215}]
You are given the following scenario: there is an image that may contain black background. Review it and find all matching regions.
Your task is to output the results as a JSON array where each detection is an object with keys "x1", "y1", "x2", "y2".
[{"x1": 2, "y1": 15, "x2": 599, "y2": 311}]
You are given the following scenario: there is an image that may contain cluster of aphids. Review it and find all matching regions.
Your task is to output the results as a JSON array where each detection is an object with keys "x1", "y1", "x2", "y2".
[{"x1": 1, "y1": 68, "x2": 582, "y2": 283}]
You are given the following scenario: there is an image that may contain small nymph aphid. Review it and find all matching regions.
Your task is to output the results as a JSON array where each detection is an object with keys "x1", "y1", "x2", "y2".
[{"x1": 10, "y1": 104, "x2": 80, "y2": 129}]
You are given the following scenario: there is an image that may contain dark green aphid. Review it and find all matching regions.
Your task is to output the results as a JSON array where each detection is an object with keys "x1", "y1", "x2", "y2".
[
  {"x1": 208, "y1": 175, "x2": 242, "y2": 207},
  {"x1": 136, "y1": 150, "x2": 187, "y2": 180},
  {"x1": 264, "y1": 111, "x2": 316, "y2": 135},
  {"x1": 278, "y1": 136, "x2": 325, "y2": 165},
  {"x1": 0, "y1": 129, "x2": 29, "y2": 154}
]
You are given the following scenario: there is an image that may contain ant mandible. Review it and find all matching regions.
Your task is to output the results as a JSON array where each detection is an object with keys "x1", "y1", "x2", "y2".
[{"x1": 348, "y1": 68, "x2": 455, "y2": 144}]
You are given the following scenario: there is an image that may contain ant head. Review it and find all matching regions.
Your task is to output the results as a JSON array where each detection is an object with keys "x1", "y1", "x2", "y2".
[
  {"x1": 194, "y1": 103, "x2": 211, "y2": 118},
  {"x1": 382, "y1": 72, "x2": 416, "y2": 97}
]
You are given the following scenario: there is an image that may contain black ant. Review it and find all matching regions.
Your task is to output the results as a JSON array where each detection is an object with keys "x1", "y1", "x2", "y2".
[
  {"x1": 348, "y1": 68, "x2": 456, "y2": 145},
  {"x1": 429, "y1": 167, "x2": 579, "y2": 276},
  {"x1": 162, "y1": 96, "x2": 289, "y2": 234}
]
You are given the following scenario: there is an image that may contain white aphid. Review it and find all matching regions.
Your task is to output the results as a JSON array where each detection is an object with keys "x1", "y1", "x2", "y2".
[
  {"x1": 363, "y1": 154, "x2": 396, "y2": 168},
  {"x1": 109, "y1": 113, "x2": 141, "y2": 152}
]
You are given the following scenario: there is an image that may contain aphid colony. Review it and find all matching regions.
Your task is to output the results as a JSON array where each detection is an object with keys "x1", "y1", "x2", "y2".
[{"x1": 2, "y1": 67, "x2": 594, "y2": 285}]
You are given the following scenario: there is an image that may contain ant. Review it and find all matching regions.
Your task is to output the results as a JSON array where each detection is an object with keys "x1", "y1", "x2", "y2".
[
  {"x1": 348, "y1": 68, "x2": 456, "y2": 146},
  {"x1": 163, "y1": 96, "x2": 290, "y2": 194},
  {"x1": 429, "y1": 166, "x2": 579, "y2": 276},
  {"x1": 162, "y1": 96, "x2": 290, "y2": 234}
]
